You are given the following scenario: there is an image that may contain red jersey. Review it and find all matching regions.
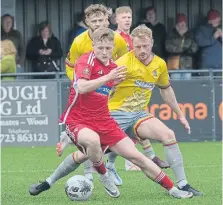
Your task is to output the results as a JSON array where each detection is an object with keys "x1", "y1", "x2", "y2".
[
  {"x1": 116, "y1": 29, "x2": 133, "y2": 51},
  {"x1": 60, "y1": 52, "x2": 117, "y2": 125}
]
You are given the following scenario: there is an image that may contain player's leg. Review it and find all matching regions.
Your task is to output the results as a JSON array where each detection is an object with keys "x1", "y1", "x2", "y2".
[
  {"x1": 82, "y1": 111, "x2": 133, "y2": 185},
  {"x1": 29, "y1": 150, "x2": 87, "y2": 196},
  {"x1": 124, "y1": 138, "x2": 141, "y2": 171},
  {"x1": 132, "y1": 113, "x2": 170, "y2": 169},
  {"x1": 110, "y1": 137, "x2": 193, "y2": 199},
  {"x1": 136, "y1": 117, "x2": 203, "y2": 196},
  {"x1": 30, "y1": 125, "x2": 119, "y2": 198},
  {"x1": 107, "y1": 111, "x2": 168, "y2": 171},
  {"x1": 107, "y1": 111, "x2": 141, "y2": 171},
  {"x1": 105, "y1": 111, "x2": 135, "y2": 185},
  {"x1": 74, "y1": 127, "x2": 120, "y2": 198},
  {"x1": 56, "y1": 131, "x2": 96, "y2": 182},
  {"x1": 83, "y1": 159, "x2": 96, "y2": 182}
]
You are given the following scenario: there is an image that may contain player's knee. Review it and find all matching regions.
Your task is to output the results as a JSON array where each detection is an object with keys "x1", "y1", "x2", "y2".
[
  {"x1": 85, "y1": 137, "x2": 100, "y2": 149},
  {"x1": 161, "y1": 129, "x2": 176, "y2": 143}
]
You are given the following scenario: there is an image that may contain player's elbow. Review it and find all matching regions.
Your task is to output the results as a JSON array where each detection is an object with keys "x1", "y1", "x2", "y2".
[
  {"x1": 77, "y1": 82, "x2": 88, "y2": 94},
  {"x1": 78, "y1": 89, "x2": 87, "y2": 94},
  {"x1": 77, "y1": 86, "x2": 86, "y2": 94}
]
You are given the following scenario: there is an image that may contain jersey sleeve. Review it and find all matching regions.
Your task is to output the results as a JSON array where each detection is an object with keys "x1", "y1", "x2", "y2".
[
  {"x1": 114, "y1": 33, "x2": 129, "y2": 59},
  {"x1": 75, "y1": 62, "x2": 92, "y2": 81},
  {"x1": 157, "y1": 61, "x2": 170, "y2": 89},
  {"x1": 65, "y1": 39, "x2": 82, "y2": 81}
]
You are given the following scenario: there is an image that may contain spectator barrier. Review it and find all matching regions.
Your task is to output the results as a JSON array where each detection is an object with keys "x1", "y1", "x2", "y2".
[{"x1": 0, "y1": 69, "x2": 222, "y2": 146}]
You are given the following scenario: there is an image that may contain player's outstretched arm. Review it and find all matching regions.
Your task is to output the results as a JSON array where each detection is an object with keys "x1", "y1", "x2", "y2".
[
  {"x1": 77, "y1": 66, "x2": 126, "y2": 94},
  {"x1": 159, "y1": 86, "x2": 183, "y2": 117},
  {"x1": 159, "y1": 86, "x2": 191, "y2": 134}
]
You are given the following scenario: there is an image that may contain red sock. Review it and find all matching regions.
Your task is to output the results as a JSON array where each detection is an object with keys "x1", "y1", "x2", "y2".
[
  {"x1": 154, "y1": 171, "x2": 174, "y2": 190},
  {"x1": 92, "y1": 158, "x2": 106, "y2": 174}
]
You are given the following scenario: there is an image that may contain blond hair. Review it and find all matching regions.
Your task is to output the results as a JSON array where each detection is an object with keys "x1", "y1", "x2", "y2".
[
  {"x1": 115, "y1": 6, "x2": 132, "y2": 15},
  {"x1": 131, "y1": 24, "x2": 153, "y2": 40},
  {"x1": 1, "y1": 40, "x2": 17, "y2": 56},
  {"x1": 85, "y1": 4, "x2": 109, "y2": 19},
  {"x1": 92, "y1": 27, "x2": 114, "y2": 43}
]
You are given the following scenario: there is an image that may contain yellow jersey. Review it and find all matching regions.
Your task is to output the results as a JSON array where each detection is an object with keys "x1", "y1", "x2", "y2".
[
  {"x1": 65, "y1": 30, "x2": 128, "y2": 80},
  {"x1": 108, "y1": 51, "x2": 170, "y2": 112}
]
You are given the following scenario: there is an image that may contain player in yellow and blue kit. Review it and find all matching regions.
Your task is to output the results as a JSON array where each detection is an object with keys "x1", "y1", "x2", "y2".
[
  {"x1": 65, "y1": 4, "x2": 128, "y2": 81},
  {"x1": 106, "y1": 25, "x2": 203, "y2": 196}
]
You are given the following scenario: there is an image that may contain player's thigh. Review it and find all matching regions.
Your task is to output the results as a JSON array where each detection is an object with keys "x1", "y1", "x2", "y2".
[
  {"x1": 77, "y1": 128, "x2": 101, "y2": 148},
  {"x1": 110, "y1": 137, "x2": 139, "y2": 158},
  {"x1": 136, "y1": 117, "x2": 175, "y2": 143},
  {"x1": 125, "y1": 111, "x2": 153, "y2": 140},
  {"x1": 66, "y1": 124, "x2": 100, "y2": 148},
  {"x1": 99, "y1": 120, "x2": 128, "y2": 151}
]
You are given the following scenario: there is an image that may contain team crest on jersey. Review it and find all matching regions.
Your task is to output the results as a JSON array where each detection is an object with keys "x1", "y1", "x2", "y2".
[
  {"x1": 83, "y1": 68, "x2": 90, "y2": 76},
  {"x1": 152, "y1": 70, "x2": 158, "y2": 77}
]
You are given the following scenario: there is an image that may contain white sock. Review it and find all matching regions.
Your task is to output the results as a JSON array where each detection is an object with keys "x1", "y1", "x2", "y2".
[
  {"x1": 164, "y1": 142, "x2": 188, "y2": 187},
  {"x1": 106, "y1": 152, "x2": 118, "y2": 169},
  {"x1": 46, "y1": 154, "x2": 79, "y2": 186},
  {"x1": 144, "y1": 146, "x2": 156, "y2": 159},
  {"x1": 106, "y1": 161, "x2": 115, "y2": 169},
  {"x1": 177, "y1": 180, "x2": 188, "y2": 189}
]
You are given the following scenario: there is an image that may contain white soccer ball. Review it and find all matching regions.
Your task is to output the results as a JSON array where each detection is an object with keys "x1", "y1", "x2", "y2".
[{"x1": 65, "y1": 175, "x2": 93, "y2": 201}]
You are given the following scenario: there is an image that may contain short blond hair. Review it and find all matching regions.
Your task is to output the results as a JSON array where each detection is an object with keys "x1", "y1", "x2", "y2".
[
  {"x1": 131, "y1": 24, "x2": 153, "y2": 40},
  {"x1": 1, "y1": 40, "x2": 17, "y2": 56},
  {"x1": 92, "y1": 27, "x2": 114, "y2": 43},
  {"x1": 85, "y1": 4, "x2": 109, "y2": 19},
  {"x1": 115, "y1": 6, "x2": 132, "y2": 15}
]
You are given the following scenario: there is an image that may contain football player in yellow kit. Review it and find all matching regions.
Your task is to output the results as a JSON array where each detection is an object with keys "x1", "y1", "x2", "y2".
[
  {"x1": 114, "y1": 6, "x2": 169, "y2": 171},
  {"x1": 65, "y1": 4, "x2": 128, "y2": 81},
  {"x1": 61, "y1": 4, "x2": 169, "y2": 185},
  {"x1": 106, "y1": 25, "x2": 203, "y2": 196}
]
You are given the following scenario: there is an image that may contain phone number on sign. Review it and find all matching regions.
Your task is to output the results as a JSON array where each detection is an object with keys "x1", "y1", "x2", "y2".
[{"x1": 0, "y1": 133, "x2": 48, "y2": 143}]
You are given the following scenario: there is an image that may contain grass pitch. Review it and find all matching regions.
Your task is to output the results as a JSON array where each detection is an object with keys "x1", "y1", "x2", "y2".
[{"x1": 1, "y1": 142, "x2": 222, "y2": 205}]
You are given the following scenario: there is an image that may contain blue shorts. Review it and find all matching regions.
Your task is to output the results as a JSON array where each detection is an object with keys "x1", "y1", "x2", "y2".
[{"x1": 110, "y1": 111, "x2": 153, "y2": 139}]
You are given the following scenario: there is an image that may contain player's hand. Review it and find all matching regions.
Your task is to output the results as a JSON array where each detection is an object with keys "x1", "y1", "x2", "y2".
[
  {"x1": 106, "y1": 66, "x2": 126, "y2": 82},
  {"x1": 179, "y1": 117, "x2": 191, "y2": 134},
  {"x1": 114, "y1": 78, "x2": 125, "y2": 85}
]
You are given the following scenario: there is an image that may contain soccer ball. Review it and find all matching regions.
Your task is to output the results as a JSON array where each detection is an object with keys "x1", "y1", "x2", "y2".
[{"x1": 65, "y1": 175, "x2": 93, "y2": 201}]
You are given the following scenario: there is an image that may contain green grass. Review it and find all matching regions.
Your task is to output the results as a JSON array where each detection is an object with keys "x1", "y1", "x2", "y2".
[{"x1": 1, "y1": 142, "x2": 222, "y2": 205}]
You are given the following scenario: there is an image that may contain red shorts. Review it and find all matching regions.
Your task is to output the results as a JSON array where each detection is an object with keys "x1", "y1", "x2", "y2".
[{"x1": 65, "y1": 118, "x2": 127, "y2": 153}]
